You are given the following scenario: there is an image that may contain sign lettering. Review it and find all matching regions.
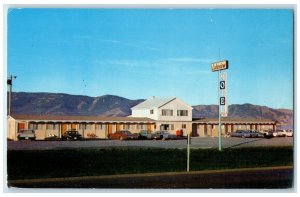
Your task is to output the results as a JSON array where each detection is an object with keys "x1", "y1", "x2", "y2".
[{"x1": 211, "y1": 60, "x2": 229, "y2": 72}]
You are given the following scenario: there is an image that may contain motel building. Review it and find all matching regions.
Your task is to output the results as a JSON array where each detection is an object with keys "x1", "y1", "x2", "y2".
[{"x1": 7, "y1": 97, "x2": 277, "y2": 140}]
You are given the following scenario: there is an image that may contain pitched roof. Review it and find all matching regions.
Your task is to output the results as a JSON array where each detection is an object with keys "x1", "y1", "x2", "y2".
[
  {"x1": 131, "y1": 97, "x2": 176, "y2": 109},
  {"x1": 10, "y1": 114, "x2": 155, "y2": 123}
]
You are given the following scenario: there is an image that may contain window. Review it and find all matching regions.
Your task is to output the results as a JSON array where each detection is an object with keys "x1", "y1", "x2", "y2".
[
  {"x1": 150, "y1": 109, "x2": 154, "y2": 114},
  {"x1": 37, "y1": 124, "x2": 44, "y2": 130},
  {"x1": 162, "y1": 109, "x2": 173, "y2": 116},
  {"x1": 79, "y1": 123, "x2": 87, "y2": 130},
  {"x1": 182, "y1": 124, "x2": 186, "y2": 129},
  {"x1": 29, "y1": 123, "x2": 38, "y2": 130},
  {"x1": 123, "y1": 124, "x2": 130, "y2": 130},
  {"x1": 171, "y1": 124, "x2": 174, "y2": 130},
  {"x1": 86, "y1": 124, "x2": 91, "y2": 130},
  {"x1": 177, "y1": 110, "x2": 188, "y2": 116},
  {"x1": 138, "y1": 124, "x2": 146, "y2": 130},
  {"x1": 96, "y1": 124, "x2": 106, "y2": 130},
  {"x1": 47, "y1": 123, "x2": 54, "y2": 130}
]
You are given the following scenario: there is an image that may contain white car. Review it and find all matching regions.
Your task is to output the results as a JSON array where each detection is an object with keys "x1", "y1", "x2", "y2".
[
  {"x1": 286, "y1": 130, "x2": 293, "y2": 137},
  {"x1": 276, "y1": 130, "x2": 287, "y2": 137}
]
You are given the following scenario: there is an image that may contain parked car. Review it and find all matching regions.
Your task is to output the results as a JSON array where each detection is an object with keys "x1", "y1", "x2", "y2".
[
  {"x1": 272, "y1": 130, "x2": 278, "y2": 137},
  {"x1": 261, "y1": 130, "x2": 274, "y2": 138},
  {"x1": 286, "y1": 129, "x2": 293, "y2": 137},
  {"x1": 17, "y1": 129, "x2": 36, "y2": 140},
  {"x1": 138, "y1": 130, "x2": 152, "y2": 140},
  {"x1": 276, "y1": 129, "x2": 287, "y2": 137},
  {"x1": 151, "y1": 131, "x2": 163, "y2": 140},
  {"x1": 62, "y1": 130, "x2": 82, "y2": 141},
  {"x1": 230, "y1": 130, "x2": 251, "y2": 138},
  {"x1": 108, "y1": 130, "x2": 138, "y2": 140},
  {"x1": 249, "y1": 130, "x2": 265, "y2": 138},
  {"x1": 152, "y1": 131, "x2": 177, "y2": 140},
  {"x1": 45, "y1": 133, "x2": 60, "y2": 141}
]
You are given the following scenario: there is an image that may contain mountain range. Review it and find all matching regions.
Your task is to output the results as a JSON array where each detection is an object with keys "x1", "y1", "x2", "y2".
[{"x1": 9, "y1": 92, "x2": 293, "y2": 125}]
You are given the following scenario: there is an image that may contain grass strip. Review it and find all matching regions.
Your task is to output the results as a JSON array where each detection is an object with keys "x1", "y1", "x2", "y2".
[{"x1": 7, "y1": 146, "x2": 293, "y2": 180}]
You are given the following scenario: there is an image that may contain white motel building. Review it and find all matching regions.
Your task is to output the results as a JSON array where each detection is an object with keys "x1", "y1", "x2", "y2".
[{"x1": 7, "y1": 97, "x2": 277, "y2": 140}]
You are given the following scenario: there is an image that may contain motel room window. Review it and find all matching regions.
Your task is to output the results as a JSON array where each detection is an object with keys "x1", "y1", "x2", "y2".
[
  {"x1": 47, "y1": 123, "x2": 60, "y2": 130},
  {"x1": 177, "y1": 110, "x2": 188, "y2": 116},
  {"x1": 46, "y1": 123, "x2": 54, "y2": 130},
  {"x1": 182, "y1": 124, "x2": 186, "y2": 129},
  {"x1": 86, "y1": 124, "x2": 91, "y2": 130},
  {"x1": 29, "y1": 123, "x2": 38, "y2": 130},
  {"x1": 138, "y1": 124, "x2": 146, "y2": 130},
  {"x1": 123, "y1": 124, "x2": 130, "y2": 130},
  {"x1": 96, "y1": 124, "x2": 106, "y2": 130},
  {"x1": 37, "y1": 124, "x2": 44, "y2": 130},
  {"x1": 79, "y1": 123, "x2": 87, "y2": 130},
  {"x1": 162, "y1": 109, "x2": 173, "y2": 116},
  {"x1": 150, "y1": 109, "x2": 154, "y2": 114}
]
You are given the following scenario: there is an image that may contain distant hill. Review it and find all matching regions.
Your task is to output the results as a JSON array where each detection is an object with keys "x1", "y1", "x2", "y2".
[
  {"x1": 9, "y1": 92, "x2": 293, "y2": 125},
  {"x1": 10, "y1": 92, "x2": 145, "y2": 117},
  {"x1": 192, "y1": 103, "x2": 293, "y2": 125}
]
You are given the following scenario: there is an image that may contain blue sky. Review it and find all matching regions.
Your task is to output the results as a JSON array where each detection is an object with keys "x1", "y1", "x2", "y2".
[{"x1": 7, "y1": 9, "x2": 294, "y2": 109}]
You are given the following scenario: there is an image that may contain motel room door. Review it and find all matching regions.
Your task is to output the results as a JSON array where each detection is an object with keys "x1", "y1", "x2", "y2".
[
  {"x1": 18, "y1": 123, "x2": 25, "y2": 131},
  {"x1": 61, "y1": 123, "x2": 68, "y2": 136}
]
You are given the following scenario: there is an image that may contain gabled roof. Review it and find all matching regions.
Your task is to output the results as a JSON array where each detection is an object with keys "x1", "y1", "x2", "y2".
[{"x1": 131, "y1": 97, "x2": 177, "y2": 109}]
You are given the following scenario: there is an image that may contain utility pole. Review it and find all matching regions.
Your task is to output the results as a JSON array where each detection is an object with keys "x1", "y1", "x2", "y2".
[{"x1": 7, "y1": 75, "x2": 17, "y2": 116}]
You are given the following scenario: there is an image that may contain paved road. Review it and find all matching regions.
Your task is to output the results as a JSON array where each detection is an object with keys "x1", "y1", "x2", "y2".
[
  {"x1": 8, "y1": 166, "x2": 293, "y2": 189},
  {"x1": 7, "y1": 137, "x2": 293, "y2": 150}
]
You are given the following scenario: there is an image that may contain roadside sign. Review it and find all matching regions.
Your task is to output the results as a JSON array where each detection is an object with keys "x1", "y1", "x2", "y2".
[
  {"x1": 211, "y1": 60, "x2": 229, "y2": 72},
  {"x1": 219, "y1": 72, "x2": 228, "y2": 117},
  {"x1": 211, "y1": 59, "x2": 229, "y2": 151}
]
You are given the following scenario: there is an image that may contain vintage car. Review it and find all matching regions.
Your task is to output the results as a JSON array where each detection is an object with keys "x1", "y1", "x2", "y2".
[
  {"x1": 17, "y1": 129, "x2": 36, "y2": 140},
  {"x1": 108, "y1": 130, "x2": 138, "y2": 140},
  {"x1": 61, "y1": 130, "x2": 82, "y2": 141}
]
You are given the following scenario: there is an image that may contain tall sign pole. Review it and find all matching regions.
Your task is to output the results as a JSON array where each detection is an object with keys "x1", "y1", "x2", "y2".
[
  {"x1": 211, "y1": 60, "x2": 228, "y2": 151},
  {"x1": 7, "y1": 75, "x2": 17, "y2": 116}
]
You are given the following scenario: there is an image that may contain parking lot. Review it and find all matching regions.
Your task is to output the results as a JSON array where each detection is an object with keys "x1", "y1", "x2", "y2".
[{"x1": 7, "y1": 137, "x2": 293, "y2": 150}]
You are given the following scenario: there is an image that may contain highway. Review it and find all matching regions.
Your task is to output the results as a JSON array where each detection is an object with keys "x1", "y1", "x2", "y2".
[{"x1": 8, "y1": 166, "x2": 293, "y2": 189}]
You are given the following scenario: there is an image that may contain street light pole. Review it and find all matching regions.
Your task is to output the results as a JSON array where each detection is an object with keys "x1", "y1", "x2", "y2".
[{"x1": 7, "y1": 75, "x2": 17, "y2": 116}]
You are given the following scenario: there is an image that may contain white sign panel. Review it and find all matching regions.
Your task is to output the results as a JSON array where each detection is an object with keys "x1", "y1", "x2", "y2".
[{"x1": 219, "y1": 72, "x2": 228, "y2": 117}]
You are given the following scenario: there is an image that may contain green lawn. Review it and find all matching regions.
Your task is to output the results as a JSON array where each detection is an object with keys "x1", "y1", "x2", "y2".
[{"x1": 7, "y1": 146, "x2": 293, "y2": 180}]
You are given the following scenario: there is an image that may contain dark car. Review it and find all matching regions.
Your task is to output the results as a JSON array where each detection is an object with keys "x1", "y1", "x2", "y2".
[
  {"x1": 62, "y1": 130, "x2": 82, "y2": 141},
  {"x1": 138, "y1": 130, "x2": 152, "y2": 140},
  {"x1": 17, "y1": 129, "x2": 36, "y2": 140},
  {"x1": 261, "y1": 130, "x2": 275, "y2": 138},
  {"x1": 108, "y1": 130, "x2": 138, "y2": 140}
]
